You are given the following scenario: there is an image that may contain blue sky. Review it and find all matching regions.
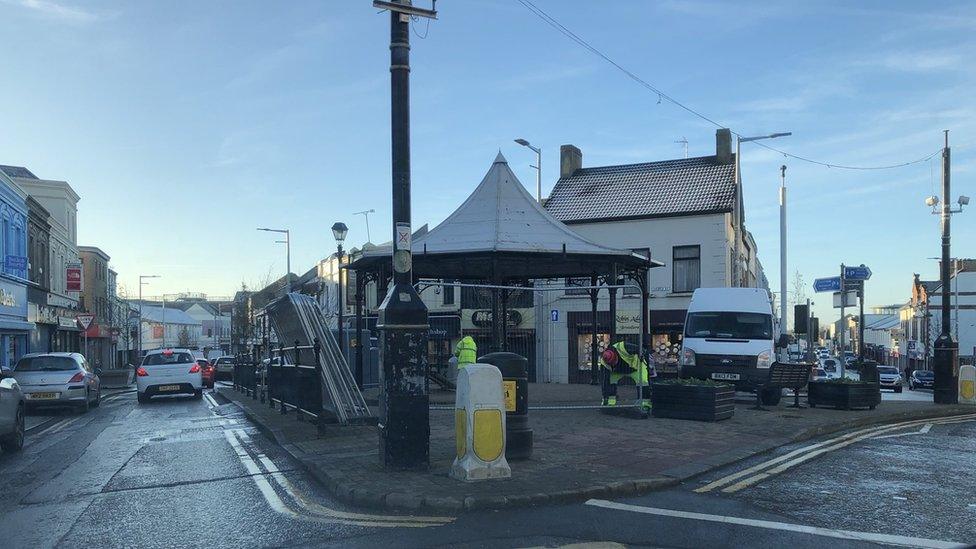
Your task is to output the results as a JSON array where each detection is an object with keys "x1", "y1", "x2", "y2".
[{"x1": 1, "y1": 0, "x2": 974, "y2": 324}]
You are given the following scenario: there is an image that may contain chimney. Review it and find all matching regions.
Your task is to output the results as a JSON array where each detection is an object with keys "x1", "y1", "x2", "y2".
[
  {"x1": 560, "y1": 144, "x2": 582, "y2": 178},
  {"x1": 715, "y1": 128, "x2": 732, "y2": 164}
]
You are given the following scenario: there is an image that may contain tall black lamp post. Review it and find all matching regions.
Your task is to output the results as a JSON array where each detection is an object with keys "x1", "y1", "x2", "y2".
[
  {"x1": 332, "y1": 222, "x2": 348, "y2": 355},
  {"x1": 928, "y1": 130, "x2": 968, "y2": 404}
]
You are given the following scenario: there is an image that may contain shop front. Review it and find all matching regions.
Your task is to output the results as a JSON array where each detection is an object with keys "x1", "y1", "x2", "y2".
[
  {"x1": 0, "y1": 278, "x2": 33, "y2": 369},
  {"x1": 649, "y1": 309, "x2": 686, "y2": 375}
]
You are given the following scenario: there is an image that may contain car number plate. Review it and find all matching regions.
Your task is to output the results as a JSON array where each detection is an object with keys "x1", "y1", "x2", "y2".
[
  {"x1": 28, "y1": 392, "x2": 59, "y2": 400},
  {"x1": 711, "y1": 373, "x2": 740, "y2": 381},
  {"x1": 158, "y1": 385, "x2": 181, "y2": 391}
]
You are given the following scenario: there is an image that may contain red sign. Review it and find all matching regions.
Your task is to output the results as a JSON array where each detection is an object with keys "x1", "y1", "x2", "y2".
[
  {"x1": 76, "y1": 314, "x2": 94, "y2": 330},
  {"x1": 66, "y1": 264, "x2": 83, "y2": 292}
]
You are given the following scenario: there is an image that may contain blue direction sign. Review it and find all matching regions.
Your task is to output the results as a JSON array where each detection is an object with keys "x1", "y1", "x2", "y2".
[
  {"x1": 813, "y1": 276, "x2": 842, "y2": 293},
  {"x1": 844, "y1": 265, "x2": 872, "y2": 281}
]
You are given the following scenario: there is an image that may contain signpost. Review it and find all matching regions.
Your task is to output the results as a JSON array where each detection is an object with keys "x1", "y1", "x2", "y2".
[
  {"x1": 844, "y1": 265, "x2": 872, "y2": 281},
  {"x1": 813, "y1": 264, "x2": 871, "y2": 378},
  {"x1": 813, "y1": 276, "x2": 842, "y2": 293},
  {"x1": 77, "y1": 314, "x2": 94, "y2": 360}
]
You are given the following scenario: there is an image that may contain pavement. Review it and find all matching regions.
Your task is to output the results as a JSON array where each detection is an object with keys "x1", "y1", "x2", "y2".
[{"x1": 216, "y1": 381, "x2": 975, "y2": 514}]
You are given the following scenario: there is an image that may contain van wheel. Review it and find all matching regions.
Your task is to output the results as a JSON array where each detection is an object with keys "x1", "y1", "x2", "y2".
[
  {"x1": 760, "y1": 388, "x2": 782, "y2": 406},
  {"x1": 137, "y1": 392, "x2": 149, "y2": 404}
]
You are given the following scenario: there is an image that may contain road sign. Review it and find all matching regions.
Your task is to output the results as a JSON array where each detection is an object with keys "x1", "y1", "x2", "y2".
[
  {"x1": 833, "y1": 291, "x2": 856, "y2": 308},
  {"x1": 844, "y1": 265, "x2": 872, "y2": 281},
  {"x1": 813, "y1": 276, "x2": 842, "y2": 292},
  {"x1": 550, "y1": 309, "x2": 559, "y2": 322},
  {"x1": 76, "y1": 314, "x2": 94, "y2": 330}
]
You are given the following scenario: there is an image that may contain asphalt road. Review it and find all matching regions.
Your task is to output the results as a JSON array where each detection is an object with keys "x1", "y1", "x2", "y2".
[{"x1": 1, "y1": 389, "x2": 972, "y2": 548}]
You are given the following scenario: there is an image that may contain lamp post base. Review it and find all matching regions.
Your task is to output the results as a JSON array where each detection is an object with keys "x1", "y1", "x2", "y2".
[
  {"x1": 377, "y1": 282, "x2": 430, "y2": 470},
  {"x1": 933, "y1": 335, "x2": 959, "y2": 405}
]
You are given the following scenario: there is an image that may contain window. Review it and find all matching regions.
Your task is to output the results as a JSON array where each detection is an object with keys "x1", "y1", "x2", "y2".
[
  {"x1": 672, "y1": 245, "x2": 701, "y2": 293},
  {"x1": 442, "y1": 280, "x2": 455, "y2": 305}
]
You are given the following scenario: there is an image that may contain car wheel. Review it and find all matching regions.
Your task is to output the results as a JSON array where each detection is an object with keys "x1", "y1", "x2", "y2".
[
  {"x1": 92, "y1": 389, "x2": 101, "y2": 408},
  {"x1": 194, "y1": 389, "x2": 203, "y2": 400},
  {"x1": 760, "y1": 388, "x2": 782, "y2": 406},
  {"x1": 895, "y1": 386, "x2": 903, "y2": 393},
  {"x1": 1, "y1": 406, "x2": 25, "y2": 453},
  {"x1": 137, "y1": 392, "x2": 149, "y2": 404}
]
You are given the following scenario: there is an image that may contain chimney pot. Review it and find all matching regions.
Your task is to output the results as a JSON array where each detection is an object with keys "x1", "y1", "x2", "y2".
[
  {"x1": 716, "y1": 128, "x2": 732, "y2": 164},
  {"x1": 560, "y1": 144, "x2": 582, "y2": 178}
]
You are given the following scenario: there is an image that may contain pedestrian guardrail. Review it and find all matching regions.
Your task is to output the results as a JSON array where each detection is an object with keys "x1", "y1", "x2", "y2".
[
  {"x1": 233, "y1": 355, "x2": 258, "y2": 397},
  {"x1": 265, "y1": 341, "x2": 324, "y2": 424}
]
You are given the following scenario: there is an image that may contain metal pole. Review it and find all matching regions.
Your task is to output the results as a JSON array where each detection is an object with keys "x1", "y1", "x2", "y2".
[
  {"x1": 734, "y1": 137, "x2": 741, "y2": 287},
  {"x1": 161, "y1": 296, "x2": 166, "y2": 348},
  {"x1": 839, "y1": 263, "x2": 846, "y2": 379},
  {"x1": 934, "y1": 129, "x2": 958, "y2": 404},
  {"x1": 337, "y1": 245, "x2": 344, "y2": 359},
  {"x1": 535, "y1": 146, "x2": 542, "y2": 202},
  {"x1": 858, "y1": 276, "x2": 865, "y2": 363},
  {"x1": 286, "y1": 230, "x2": 291, "y2": 291},
  {"x1": 779, "y1": 165, "x2": 787, "y2": 358},
  {"x1": 376, "y1": 0, "x2": 431, "y2": 469},
  {"x1": 589, "y1": 275, "x2": 599, "y2": 385},
  {"x1": 355, "y1": 273, "x2": 364, "y2": 388},
  {"x1": 138, "y1": 281, "x2": 142, "y2": 356}
]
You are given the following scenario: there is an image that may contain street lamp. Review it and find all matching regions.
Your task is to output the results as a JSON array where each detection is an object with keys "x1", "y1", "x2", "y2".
[
  {"x1": 353, "y1": 209, "x2": 375, "y2": 244},
  {"x1": 927, "y1": 130, "x2": 966, "y2": 403},
  {"x1": 138, "y1": 275, "x2": 160, "y2": 358},
  {"x1": 515, "y1": 138, "x2": 542, "y2": 202},
  {"x1": 733, "y1": 131, "x2": 792, "y2": 287},
  {"x1": 332, "y1": 222, "x2": 349, "y2": 354},
  {"x1": 257, "y1": 227, "x2": 291, "y2": 290}
]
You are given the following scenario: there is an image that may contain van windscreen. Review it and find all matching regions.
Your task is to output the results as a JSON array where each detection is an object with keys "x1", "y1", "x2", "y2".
[{"x1": 685, "y1": 312, "x2": 773, "y2": 340}]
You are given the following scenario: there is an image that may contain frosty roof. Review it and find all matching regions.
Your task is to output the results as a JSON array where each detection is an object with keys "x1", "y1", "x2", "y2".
[{"x1": 349, "y1": 152, "x2": 659, "y2": 280}]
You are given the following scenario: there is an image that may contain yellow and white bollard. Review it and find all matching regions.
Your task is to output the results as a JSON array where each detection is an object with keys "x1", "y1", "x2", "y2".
[
  {"x1": 959, "y1": 364, "x2": 976, "y2": 405},
  {"x1": 450, "y1": 363, "x2": 511, "y2": 482}
]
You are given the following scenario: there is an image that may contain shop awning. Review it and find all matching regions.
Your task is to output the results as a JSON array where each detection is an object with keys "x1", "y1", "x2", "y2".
[{"x1": 0, "y1": 319, "x2": 36, "y2": 332}]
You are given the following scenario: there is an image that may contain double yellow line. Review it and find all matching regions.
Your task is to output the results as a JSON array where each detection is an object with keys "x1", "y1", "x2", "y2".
[{"x1": 695, "y1": 412, "x2": 976, "y2": 494}]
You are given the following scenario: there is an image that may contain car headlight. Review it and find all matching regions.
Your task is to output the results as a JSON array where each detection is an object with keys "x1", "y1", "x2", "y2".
[
  {"x1": 680, "y1": 348, "x2": 695, "y2": 367},
  {"x1": 757, "y1": 350, "x2": 772, "y2": 369}
]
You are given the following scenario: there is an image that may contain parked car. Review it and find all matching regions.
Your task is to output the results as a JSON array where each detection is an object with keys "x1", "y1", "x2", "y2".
[
  {"x1": 198, "y1": 359, "x2": 215, "y2": 388},
  {"x1": 212, "y1": 356, "x2": 236, "y2": 381},
  {"x1": 877, "y1": 366, "x2": 903, "y2": 393},
  {"x1": 909, "y1": 369, "x2": 935, "y2": 390},
  {"x1": 136, "y1": 348, "x2": 203, "y2": 403},
  {"x1": 10, "y1": 353, "x2": 100, "y2": 413},
  {"x1": 0, "y1": 368, "x2": 25, "y2": 453},
  {"x1": 811, "y1": 367, "x2": 829, "y2": 382},
  {"x1": 679, "y1": 287, "x2": 781, "y2": 405}
]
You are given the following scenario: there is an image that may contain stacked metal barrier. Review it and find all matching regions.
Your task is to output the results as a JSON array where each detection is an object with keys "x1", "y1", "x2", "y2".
[{"x1": 265, "y1": 293, "x2": 372, "y2": 425}]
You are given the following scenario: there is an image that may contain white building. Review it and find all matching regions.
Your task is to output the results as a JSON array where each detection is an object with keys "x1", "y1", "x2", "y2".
[
  {"x1": 138, "y1": 306, "x2": 202, "y2": 351},
  {"x1": 541, "y1": 130, "x2": 769, "y2": 380}
]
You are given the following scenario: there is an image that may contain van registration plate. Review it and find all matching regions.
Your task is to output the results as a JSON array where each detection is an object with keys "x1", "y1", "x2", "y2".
[{"x1": 711, "y1": 373, "x2": 740, "y2": 381}]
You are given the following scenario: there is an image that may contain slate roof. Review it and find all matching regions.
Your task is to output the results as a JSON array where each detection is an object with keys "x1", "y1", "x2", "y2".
[
  {"x1": 0, "y1": 165, "x2": 38, "y2": 179},
  {"x1": 545, "y1": 154, "x2": 736, "y2": 223}
]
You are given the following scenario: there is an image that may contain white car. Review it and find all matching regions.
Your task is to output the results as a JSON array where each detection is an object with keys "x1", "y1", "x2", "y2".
[
  {"x1": 136, "y1": 348, "x2": 203, "y2": 403},
  {"x1": 820, "y1": 358, "x2": 842, "y2": 379}
]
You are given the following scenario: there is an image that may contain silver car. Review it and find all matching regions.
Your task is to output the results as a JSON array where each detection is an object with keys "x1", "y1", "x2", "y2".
[
  {"x1": 11, "y1": 353, "x2": 101, "y2": 413},
  {"x1": 0, "y1": 370, "x2": 25, "y2": 452}
]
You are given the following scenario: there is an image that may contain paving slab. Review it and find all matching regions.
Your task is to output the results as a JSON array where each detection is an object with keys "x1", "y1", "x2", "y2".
[{"x1": 216, "y1": 383, "x2": 974, "y2": 513}]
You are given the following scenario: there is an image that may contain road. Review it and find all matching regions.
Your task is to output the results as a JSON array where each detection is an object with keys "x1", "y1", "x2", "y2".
[{"x1": 1, "y1": 389, "x2": 972, "y2": 548}]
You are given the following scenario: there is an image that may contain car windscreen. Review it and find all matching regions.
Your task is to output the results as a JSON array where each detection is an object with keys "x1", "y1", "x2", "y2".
[
  {"x1": 143, "y1": 352, "x2": 194, "y2": 366},
  {"x1": 14, "y1": 356, "x2": 77, "y2": 372},
  {"x1": 216, "y1": 358, "x2": 235, "y2": 364},
  {"x1": 685, "y1": 312, "x2": 773, "y2": 340},
  {"x1": 878, "y1": 367, "x2": 899, "y2": 375},
  {"x1": 915, "y1": 370, "x2": 934, "y2": 379}
]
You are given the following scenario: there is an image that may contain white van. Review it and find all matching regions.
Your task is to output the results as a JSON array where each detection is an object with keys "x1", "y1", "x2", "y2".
[{"x1": 679, "y1": 287, "x2": 781, "y2": 405}]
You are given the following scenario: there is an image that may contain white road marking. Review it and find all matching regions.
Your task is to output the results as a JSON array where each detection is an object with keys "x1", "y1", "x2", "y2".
[
  {"x1": 721, "y1": 414, "x2": 976, "y2": 493},
  {"x1": 203, "y1": 393, "x2": 218, "y2": 408},
  {"x1": 696, "y1": 413, "x2": 976, "y2": 494},
  {"x1": 222, "y1": 429, "x2": 299, "y2": 517},
  {"x1": 873, "y1": 423, "x2": 933, "y2": 440},
  {"x1": 584, "y1": 499, "x2": 965, "y2": 549}
]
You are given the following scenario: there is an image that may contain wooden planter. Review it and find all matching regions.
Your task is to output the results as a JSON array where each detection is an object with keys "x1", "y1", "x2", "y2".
[
  {"x1": 651, "y1": 383, "x2": 735, "y2": 421},
  {"x1": 808, "y1": 381, "x2": 881, "y2": 410}
]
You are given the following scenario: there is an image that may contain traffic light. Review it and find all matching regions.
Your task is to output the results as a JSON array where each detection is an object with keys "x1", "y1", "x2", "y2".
[
  {"x1": 794, "y1": 304, "x2": 809, "y2": 334},
  {"x1": 810, "y1": 317, "x2": 819, "y2": 339}
]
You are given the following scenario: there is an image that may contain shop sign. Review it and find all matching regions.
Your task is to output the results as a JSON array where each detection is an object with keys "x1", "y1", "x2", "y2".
[
  {"x1": 58, "y1": 316, "x2": 78, "y2": 328},
  {"x1": 0, "y1": 288, "x2": 16, "y2": 308},
  {"x1": 615, "y1": 312, "x2": 641, "y2": 335},
  {"x1": 4, "y1": 255, "x2": 27, "y2": 271},
  {"x1": 471, "y1": 309, "x2": 522, "y2": 329},
  {"x1": 47, "y1": 293, "x2": 77, "y2": 308},
  {"x1": 66, "y1": 263, "x2": 83, "y2": 292}
]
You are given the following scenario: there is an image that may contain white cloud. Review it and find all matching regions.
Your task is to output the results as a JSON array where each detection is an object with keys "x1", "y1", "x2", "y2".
[
  {"x1": 876, "y1": 51, "x2": 966, "y2": 72},
  {"x1": 10, "y1": 0, "x2": 97, "y2": 23}
]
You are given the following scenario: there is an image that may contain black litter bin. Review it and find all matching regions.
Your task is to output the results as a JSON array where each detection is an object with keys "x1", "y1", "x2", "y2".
[
  {"x1": 859, "y1": 359, "x2": 879, "y2": 384},
  {"x1": 478, "y1": 352, "x2": 533, "y2": 460}
]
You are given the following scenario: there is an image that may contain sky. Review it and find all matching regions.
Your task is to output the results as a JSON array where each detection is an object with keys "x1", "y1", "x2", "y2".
[{"x1": 0, "y1": 0, "x2": 974, "y2": 325}]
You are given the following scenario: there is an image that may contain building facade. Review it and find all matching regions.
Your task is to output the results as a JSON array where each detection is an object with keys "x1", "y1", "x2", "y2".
[
  {"x1": 78, "y1": 246, "x2": 113, "y2": 368},
  {"x1": 0, "y1": 168, "x2": 33, "y2": 369},
  {"x1": 137, "y1": 306, "x2": 202, "y2": 351},
  {"x1": 3, "y1": 166, "x2": 82, "y2": 352}
]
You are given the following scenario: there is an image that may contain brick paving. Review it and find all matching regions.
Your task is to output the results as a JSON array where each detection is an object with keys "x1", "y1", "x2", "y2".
[{"x1": 217, "y1": 383, "x2": 973, "y2": 513}]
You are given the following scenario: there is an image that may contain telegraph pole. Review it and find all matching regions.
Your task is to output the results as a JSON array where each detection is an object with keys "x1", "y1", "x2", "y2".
[
  {"x1": 374, "y1": 0, "x2": 436, "y2": 469},
  {"x1": 934, "y1": 130, "x2": 958, "y2": 404}
]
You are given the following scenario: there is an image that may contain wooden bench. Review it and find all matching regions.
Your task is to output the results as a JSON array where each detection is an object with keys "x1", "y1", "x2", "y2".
[{"x1": 752, "y1": 362, "x2": 813, "y2": 410}]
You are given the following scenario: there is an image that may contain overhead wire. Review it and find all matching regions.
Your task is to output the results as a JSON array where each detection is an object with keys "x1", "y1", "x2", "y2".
[{"x1": 515, "y1": 0, "x2": 943, "y2": 171}]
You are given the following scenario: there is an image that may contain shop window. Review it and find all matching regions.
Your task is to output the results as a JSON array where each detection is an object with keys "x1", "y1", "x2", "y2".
[{"x1": 673, "y1": 245, "x2": 701, "y2": 293}]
